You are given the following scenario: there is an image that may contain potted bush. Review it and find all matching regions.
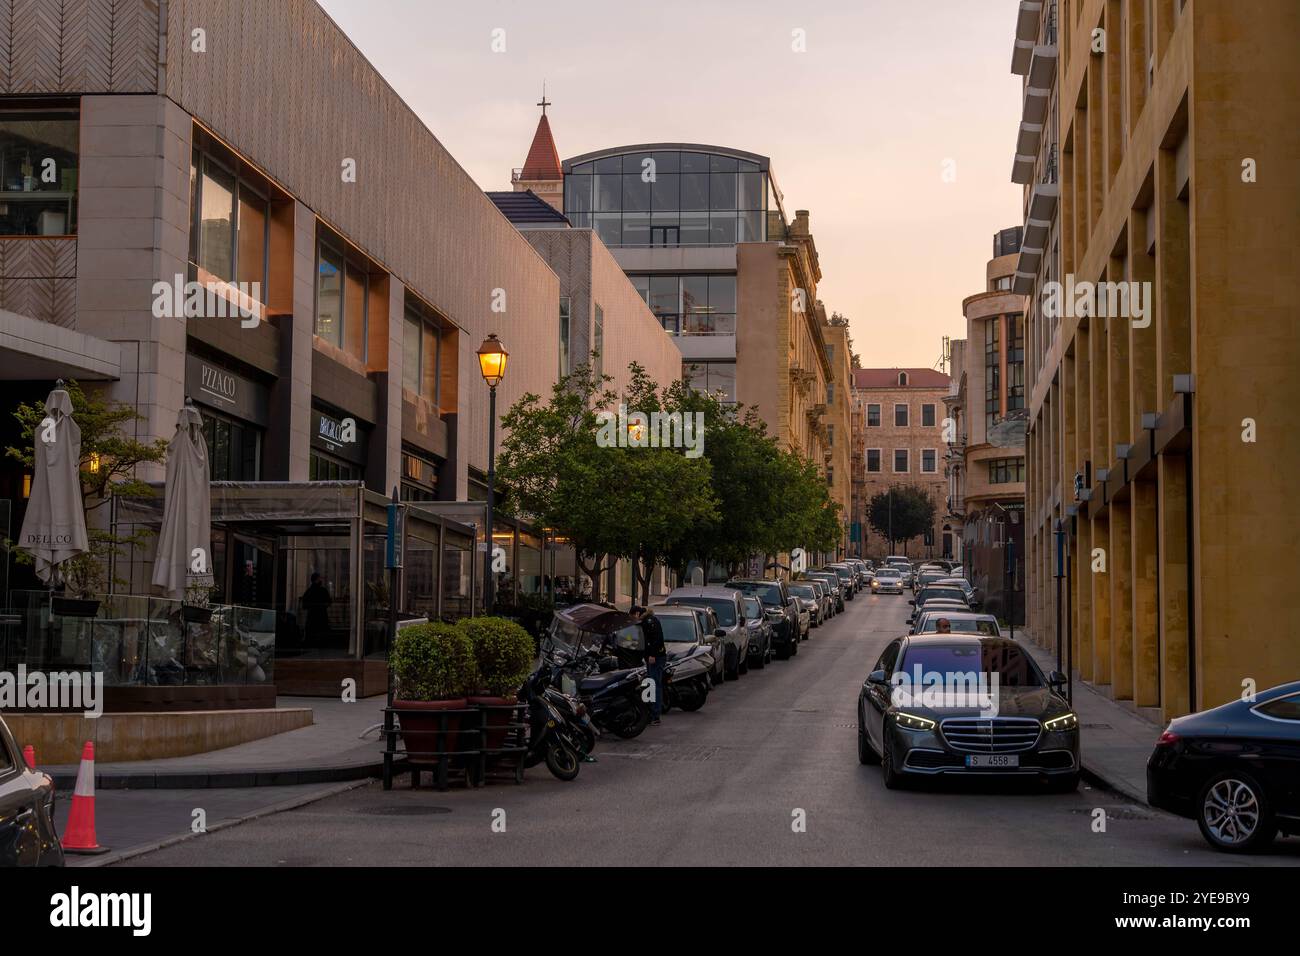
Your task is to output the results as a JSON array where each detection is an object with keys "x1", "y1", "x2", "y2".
[
  {"x1": 460, "y1": 616, "x2": 536, "y2": 755},
  {"x1": 390, "y1": 622, "x2": 479, "y2": 765}
]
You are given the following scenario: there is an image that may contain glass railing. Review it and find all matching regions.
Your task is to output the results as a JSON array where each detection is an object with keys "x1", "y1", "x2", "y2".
[{"x1": 0, "y1": 591, "x2": 275, "y2": 687}]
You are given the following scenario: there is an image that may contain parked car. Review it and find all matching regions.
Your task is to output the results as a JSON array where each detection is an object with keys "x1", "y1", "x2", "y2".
[
  {"x1": 872, "y1": 567, "x2": 904, "y2": 594},
  {"x1": 807, "y1": 571, "x2": 844, "y2": 612},
  {"x1": 1147, "y1": 681, "x2": 1300, "y2": 852},
  {"x1": 858, "y1": 635, "x2": 1079, "y2": 790},
  {"x1": 725, "y1": 579, "x2": 799, "y2": 659},
  {"x1": 914, "y1": 569, "x2": 950, "y2": 592},
  {"x1": 788, "y1": 582, "x2": 822, "y2": 629},
  {"x1": 664, "y1": 586, "x2": 749, "y2": 682},
  {"x1": 908, "y1": 586, "x2": 970, "y2": 625},
  {"x1": 740, "y1": 595, "x2": 774, "y2": 668},
  {"x1": 0, "y1": 714, "x2": 64, "y2": 866},
  {"x1": 912, "y1": 610, "x2": 1001, "y2": 637},
  {"x1": 658, "y1": 600, "x2": 727, "y2": 684},
  {"x1": 885, "y1": 557, "x2": 914, "y2": 587},
  {"x1": 935, "y1": 577, "x2": 980, "y2": 608},
  {"x1": 826, "y1": 564, "x2": 857, "y2": 600},
  {"x1": 802, "y1": 578, "x2": 833, "y2": 622}
]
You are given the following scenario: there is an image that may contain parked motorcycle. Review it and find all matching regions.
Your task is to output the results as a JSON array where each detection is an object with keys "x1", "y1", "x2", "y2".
[
  {"x1": 548, "y1": 649, "x2": 652, "y2": 739},
  {"x1": 519, "y1": 669, "x2": 586, "y2": 781}
]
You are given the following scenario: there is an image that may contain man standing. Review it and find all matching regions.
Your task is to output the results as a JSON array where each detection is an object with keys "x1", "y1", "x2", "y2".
[{"x1": 633, "y1": 605, "x2": 667, "y2": 725}]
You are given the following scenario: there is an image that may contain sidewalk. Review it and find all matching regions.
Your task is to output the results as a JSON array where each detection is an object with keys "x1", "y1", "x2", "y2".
[
  {"x1": 45, "y1": 695, "x2": 392, "y2": 790},
  {"x1": 1016, "y1": 630, "x2": 1162, "y2": 803}
]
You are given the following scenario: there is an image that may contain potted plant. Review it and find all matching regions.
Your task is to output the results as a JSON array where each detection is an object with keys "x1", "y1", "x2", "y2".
[
  {"x1": 390, "y1": 622, "x2": 479, "y2": 765},
  {"x1": 460, "y1": 616, "x2": 535, "y2": 754}
]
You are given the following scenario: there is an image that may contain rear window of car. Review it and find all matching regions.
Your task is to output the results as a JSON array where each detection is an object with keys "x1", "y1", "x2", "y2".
[
  {"x1": 877, "y1": 569, "x2": 900, "y2": 578},
  {"x1": 733, "y1": 582, "x2": 782, "y2": 606},
  {"x1": 919, "y1": 617, "x2": 999, "y2": 636},
  {"x1": 789, "y1": 585, "x2": 815, "y2": 599},
  {"x1": 1255, "y1": 694, "x2": 1300, "y2": 721},
  {"x1": 672, "y1": 597, "x2": 736, "y2": 626},
  {"x1": 742, "y1": 596, "x2": 763, "y2": 618},
  {"x1": 917, "y1": 587, "x2": 966, "y2": 604},
  {"x1": 899, "y1": 643, "x2": 1043, "y2": 687},
  {"x1": 658, "y1": 614, "x2": 698, "y2": 643}
]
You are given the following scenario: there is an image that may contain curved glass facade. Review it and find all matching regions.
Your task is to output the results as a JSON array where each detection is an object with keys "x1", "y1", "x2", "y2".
[{"x1": 564, "y1": 149, "x2": 768, "y2": 247}]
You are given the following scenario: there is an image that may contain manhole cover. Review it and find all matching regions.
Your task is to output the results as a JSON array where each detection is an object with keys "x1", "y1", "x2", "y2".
[{"x1": 354, "y1": 805, "x2": 453, "y2": 816}]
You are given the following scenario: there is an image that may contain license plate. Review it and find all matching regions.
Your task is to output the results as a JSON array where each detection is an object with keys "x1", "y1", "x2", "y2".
[{"x1": 966, "y1": 754, "x2": 1019, "y2": 768}]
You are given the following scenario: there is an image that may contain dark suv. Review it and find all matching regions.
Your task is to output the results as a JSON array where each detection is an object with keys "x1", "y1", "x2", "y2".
[{"x1": 724, "y1": 579, "x2": 800, "y2": 659}]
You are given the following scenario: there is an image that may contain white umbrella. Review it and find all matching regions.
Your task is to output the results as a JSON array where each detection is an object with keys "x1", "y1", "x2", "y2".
[
  {"x1": 152, "y1": 401, "x2": 212, "y2": 601},
  {"x1": 18, "y1": 383, "x2": 89, "y2": 586}
]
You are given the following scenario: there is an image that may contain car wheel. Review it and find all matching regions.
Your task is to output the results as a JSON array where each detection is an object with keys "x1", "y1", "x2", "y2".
[
  {"x1": 857, "y1": 704, "x2": 880, "y2": 766},
  {"x1": 1196, "y1": 771, "x2": 1276, "y2": 852},
  {"x1": 881, "y1": 736, "x2": 905, "y2": 790},
  {"x1": 751, "y1": 650, "x2": 765, "y2": 669},
  {"x1": 679, "y1": 689, "x2": 708, "y2": 712},
  {"x1": 775, "y1": 642, "x2": 790, "y2": 661},
  {"x1": 789, "y1": 636, "x2": 799, "y2": 657}
]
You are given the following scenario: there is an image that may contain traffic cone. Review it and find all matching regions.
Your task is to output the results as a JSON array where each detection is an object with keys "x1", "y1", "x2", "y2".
[
  {"x1": 62, "y1": 741, "x2": 109, "y2": 855},
  {"x1": 22, "y1": 745, "x2": 35, "y2": 770}
]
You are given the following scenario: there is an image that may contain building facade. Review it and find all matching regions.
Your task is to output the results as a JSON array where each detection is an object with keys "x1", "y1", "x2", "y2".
[
  {"x1": 1013, "y1": 0, "x2": 1300, "y2": 720},
  {"x1": 851, "y1": 368, "x2": 949, "y2": 560},
  {"x1": 943, "y1": 228, "x2": 1029, "y2": 622}
]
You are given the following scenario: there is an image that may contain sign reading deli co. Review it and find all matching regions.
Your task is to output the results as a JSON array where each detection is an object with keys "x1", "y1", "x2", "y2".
[{"x1": 184, "y1": 353, "x2": 270, "y2": 426}]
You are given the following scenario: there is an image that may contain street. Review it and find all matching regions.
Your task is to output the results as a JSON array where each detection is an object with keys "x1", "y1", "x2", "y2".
[{"x1": 120, "y1": 593, "x2": 1299, "y2": 867}]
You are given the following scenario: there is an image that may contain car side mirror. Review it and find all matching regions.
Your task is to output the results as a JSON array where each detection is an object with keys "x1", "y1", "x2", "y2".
[
  {"x1": 1048, "y1": 670, "x2": 1067, "y2": 689},
  {"x1": 908, "y1": 599, "x2": 915, "y2": 606},
  {"x1": 868, "y1": 669, "x2": 888, "y2": 685},
  {"x1": 714, "y1": 628, "x2": 727, "y2": 638}
]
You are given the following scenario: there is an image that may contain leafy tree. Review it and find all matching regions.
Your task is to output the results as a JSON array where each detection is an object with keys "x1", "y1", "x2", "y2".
[
  {"x1": 867, "y1": 485, "x2": 936, "y2": 554},
  {"x1": 5, "y1": 380, "x2": 168, "y2": 596}
]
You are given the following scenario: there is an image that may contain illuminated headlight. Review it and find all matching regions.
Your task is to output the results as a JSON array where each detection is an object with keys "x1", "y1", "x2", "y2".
[
  {"x1": 1044, "y1": 713, "x2": 1078, "y2": 732},
  {"x1": 894, "y1": 712, "x2": 936, "y2": 731}
]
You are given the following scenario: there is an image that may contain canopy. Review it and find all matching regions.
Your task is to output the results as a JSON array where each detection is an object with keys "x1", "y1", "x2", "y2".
[
  {"x1": 17, "y1": 385, "x2": 88, "y2": 585},
  {"x1": 151, "y1": 403, "x2": 212, "y2": 600}
]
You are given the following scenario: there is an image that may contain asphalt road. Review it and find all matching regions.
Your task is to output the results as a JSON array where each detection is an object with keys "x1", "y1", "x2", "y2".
[{"x1": 124, "y1": 590, "x2": 1300, "y2": 867}]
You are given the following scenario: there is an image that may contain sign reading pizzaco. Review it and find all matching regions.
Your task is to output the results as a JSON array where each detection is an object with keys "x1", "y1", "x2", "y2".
[{"x1": 184, "y1": 353, "x2": 270, "y2": 426}]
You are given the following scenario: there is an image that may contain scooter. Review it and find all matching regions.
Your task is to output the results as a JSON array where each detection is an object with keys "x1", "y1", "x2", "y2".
[
  {"x1": 548, "y1": 649, "x2": 652, "y2": 740},
  {"x1": 519, "y1": 669, "x2": 586, "y2": 781}
]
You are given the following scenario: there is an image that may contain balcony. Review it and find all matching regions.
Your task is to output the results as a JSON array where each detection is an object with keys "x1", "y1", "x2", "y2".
[
  {"x1": 1011, "y1": 1, "x2": 1043, "y2": 74},
  {"x1": 1013, "y1": 172, "x2": 1059, "y2": 294}
]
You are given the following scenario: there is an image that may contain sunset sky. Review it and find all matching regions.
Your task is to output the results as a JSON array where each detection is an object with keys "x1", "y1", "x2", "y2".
[{"x1": 318, "y1": 0, "x2": 1024, "y2": 369}]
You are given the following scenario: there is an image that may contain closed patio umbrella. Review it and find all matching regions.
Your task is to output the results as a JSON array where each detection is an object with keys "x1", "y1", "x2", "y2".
[
  {"x1": 17, "y1": 383, "x2": 89, "y2": 586},
  {"x1": 152, "y1": 401, "x2": 212, "y2": 601}
]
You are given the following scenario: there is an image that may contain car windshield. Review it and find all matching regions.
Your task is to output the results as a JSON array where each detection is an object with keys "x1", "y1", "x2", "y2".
[
  {"x1": 919, "y1": 617, "x2": 999, "y2": 636},
  {"x1": 674, "y1": 597, "x2": 736, "y2": 626},
  {"x1": 789, "y1": 585, "x2": 815, "y2": 599},
  {"x1": 877, "y1": 569, "x2": 900, "y2": 578},
  {"x1": 899, "y1": 642, "x2": 1043, "y2": 688},
  {"x1": 917, "y1": 587, "x2": 967, "y2": 604},
  {"x1": 658, "y1": 614, "x2": 698, "y2": 643},
  {"x1": 832, "y1": 568, "x2": 851, "y2": 579},
  {"x1": 742, "y1": 597, "x2": 763, "y2": 618}
]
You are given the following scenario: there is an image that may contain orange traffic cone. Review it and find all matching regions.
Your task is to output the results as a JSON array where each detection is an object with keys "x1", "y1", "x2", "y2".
[
  {"x1": 22, "y1": 745, "x2": 35, "y2": 770},
  {"x1": 62, "y1": 741, "x2": 109, "y2": 855}
]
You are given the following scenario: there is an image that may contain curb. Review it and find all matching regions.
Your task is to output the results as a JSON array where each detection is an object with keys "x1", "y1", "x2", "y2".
[
  {"x1": 1078, "y1": 763, "x2": 1147, "y2": 805},
  {"x1": 76, "y1": 778, "x2": 373, "y2": 868},
  {"x1": 53, "y1": 758, "x2": 402, "y2": 791}
]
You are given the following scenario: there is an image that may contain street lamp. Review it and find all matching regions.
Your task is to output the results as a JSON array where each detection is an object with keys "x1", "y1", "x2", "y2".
[{"x1": 477, "y1": 333, "x2": 509, "y2": 613}]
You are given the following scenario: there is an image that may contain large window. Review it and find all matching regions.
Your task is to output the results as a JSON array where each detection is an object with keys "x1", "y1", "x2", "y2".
[
  {"x1": 685, "y1": 361, "x2": 736, "y2": 403},
  {"x1": 0, "y1": 108, "x2": 79, "y2": 236},
  {"x1": 866, "y1": 449, "x2": 882, "y2": 472},
  {"x1": 989, "y1": 457, "x2": 1025, "y2": 484},
  {"x1": 189, "y1": 148, "x2": 268, "y2": 292},
  {"x1": 895, "y1": 404, "x2": 909, "y2": 427},
  {"x1": 565, "y1": 150, "x2": 767, "y2": 246},
  {"x1": 894, "y1": 449, "x2": 909, "y2": 473},
  {"x1": 559, "y1": 297, "x2": 571, "y2": 376},
  {"x1": 1007, "y1": 313, "x2": 1025, "y2": 414},
  {"x1": 593, "y1": 304, "x2": 604, "y2": 377},
  {"x1": 985, "y1": 317, "x2": 1001, "y2": 430},
  {"x1": 867, "y1": 404, "x2": 881, "y2": 427},
  {"x1": 921, "y1": 449, "x2": 937, "y2": 473},
  {"x1": 631, "y1": 273, "x2": 736, "y2": 335},
  {"x1": 402, "y1": 304, "x2": 441, "y2": 406},
  {"x1": 315, "y1": 239, "x2": 368, "y2": 361},
  {"x1": 201, "y1": 410, "x2": 262, "y2": 481},
  {"x1": 310, "y1": 451, "x2": 362, "y2": 482},
  {"x1": 922, "y1": 404, "x2": 936, "y2": 427}
]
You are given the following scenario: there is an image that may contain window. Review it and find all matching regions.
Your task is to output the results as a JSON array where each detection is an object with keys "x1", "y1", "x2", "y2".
[
  {"x1": 921, "y1": 449, "x2": 937, "y2": 473},
  {"x1": 894, "y1": 449, "x2": 909, "y2": 473},
  {"x1": 922, "y1": 404, "x2": 936, "y2": 427},
  {"x1": 633, "y1": 272, "x2": 736, "y2": 335},
  {"x1": 988, "y1": 457, "x2": 1025, "y2": 484},
  {"x1": 898, "y1": 371, "x2": 909, "y2": 386},
  {"x1": 402, "y1": 304, "x2": 441, "y2": 405},
  {"x1": 1255, "y1": 694, "x2": 1300, "y2": 721},
  {"x1": 1007, "y1": 313, "x2": 1025, "y2": 413},
  {"x1": 867, "y1": 449, "x2": 881, "y2": 472},
  {"x1": 826, "y1": 382, "x2": 835, "y2": 403},
  {"x1": 867, "y1": 404, "x2": 881, "y2": 427},
  {"x1": 201, "y1": 410, "x2": 262, "y2": 481},
  {"x1": 310, "y1": 451, "x2": 362, "y2": 482},
  {"x1": 593, "y1": 304, "x2": 604, "y2": 377},
  {"x1": 554, "y1": 297, "x2": 571, "y2": 376},
  {"x1": 826, "y1": 425, "x2": 834, "y2": 447},
  {"x1": 0, "y1": 108, "x2": 79, "y2": 236},
  {"x1": 685, "y1": 361, "x2": 736, "y2": 403},
  {"x1": 315, "y1": 240, "x2": 368, "y2": 361},
  {"x1": 895, "y1": 404, "x2": 909, "y2": 427},
  {"x1": 189, "y1": 147, "x2": 269, "y2": 293},
  {"x1": 985, "y1": 317, "x2": 1001, "y2": 430}
]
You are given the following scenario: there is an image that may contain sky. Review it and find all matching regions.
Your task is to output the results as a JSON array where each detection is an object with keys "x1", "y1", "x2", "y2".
[{"x1": 317, "y1": 0, "x2": 1025, "y2": 370}]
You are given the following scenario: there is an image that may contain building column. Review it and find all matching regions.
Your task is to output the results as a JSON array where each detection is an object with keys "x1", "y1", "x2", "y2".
[
  {"x1": 1131, "y1": 475, "x2": 1160, "y2": 708},
  {"x1": 283, "y1": 200, "x2": 318, "y2": 482},
  {"x1": 1157, "y1": 452, "x2": 1191, "y2": 718},
  {"x1": 1074, "y1": 516, "x2": 1092, "y2": 681},
  {"x1": 1109, "y1": 494, "x2": 1134, "y2": 702},
  {"x1": 1090, "y1": 513, "x2": 1111, "y2": 689}
]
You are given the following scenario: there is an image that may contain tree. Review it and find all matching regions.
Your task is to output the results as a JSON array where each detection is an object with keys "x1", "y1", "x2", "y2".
[
  {"x1": 5, "y1": 380, "x2": 168, "y2": 596},
  {"x1": 866, "y1": 485, "x2": 936, "y2": 554}
]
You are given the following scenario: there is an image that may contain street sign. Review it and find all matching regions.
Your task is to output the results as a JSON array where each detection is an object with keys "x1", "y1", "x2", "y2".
[{"x1": 386, "y1": 501, "x2": 405, "y2": 569}]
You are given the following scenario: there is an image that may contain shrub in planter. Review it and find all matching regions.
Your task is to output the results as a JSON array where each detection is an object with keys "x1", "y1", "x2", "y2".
[
  {"x1": 460, "y1": 616, "x2": 535, "y2": 754},
  {"x1": 390, "y1": 622, "x2": 479, "y2": 764}
]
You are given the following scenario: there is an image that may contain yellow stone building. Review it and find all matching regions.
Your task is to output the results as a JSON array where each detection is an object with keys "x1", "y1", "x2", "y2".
[{"x1": 1011, "y1": 0, "x2": 1300, "y2": 720}]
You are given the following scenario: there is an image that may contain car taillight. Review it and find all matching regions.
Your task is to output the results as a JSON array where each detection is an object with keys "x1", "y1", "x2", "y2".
[{"x1": 1156, "y1": 729, "x2": 1179, "y2": 746}]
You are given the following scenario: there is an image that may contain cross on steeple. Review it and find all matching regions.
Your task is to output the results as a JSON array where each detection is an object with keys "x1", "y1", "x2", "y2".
[{"x1": 537, "y1": 82, "x2": 551, "y2": 115}]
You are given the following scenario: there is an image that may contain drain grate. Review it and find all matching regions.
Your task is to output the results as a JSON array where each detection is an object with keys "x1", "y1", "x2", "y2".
[{"x1": 354, "y1": 805, "x2": 453, "y2": 816}]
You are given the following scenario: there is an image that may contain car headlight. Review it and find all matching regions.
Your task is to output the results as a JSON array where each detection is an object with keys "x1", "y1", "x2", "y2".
[
  {"x1": 894, "y1": 711, "x2": 936, "y2": 731},
  {"x1": 1044, "y1": 713, "x2": 1078, "y2": 732}
]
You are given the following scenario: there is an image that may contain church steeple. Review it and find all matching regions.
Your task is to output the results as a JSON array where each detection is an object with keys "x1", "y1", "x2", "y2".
[{"x1": 513, "y1": 85, "x2": 563, "y2": 210}]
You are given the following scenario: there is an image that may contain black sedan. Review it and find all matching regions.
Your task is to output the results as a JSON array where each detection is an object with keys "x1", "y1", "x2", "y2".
[
  {"x1": 858, "y1": 635, "x2": 1079, "y2": 791},
  {"x1": 0, "y1": 715, "x2": 64, "y2": 866},
  {"x1": 1147, "y1": 681, "x2": 1300, "y2": 852}
]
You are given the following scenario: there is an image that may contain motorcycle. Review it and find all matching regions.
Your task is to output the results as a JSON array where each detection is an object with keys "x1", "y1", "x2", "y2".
[
  {"x1": 519, "y1": 669, "x2": 586, "y2": 781},
  {"x1": 548, "y1": 649, "x2": 652, "y2": 740}
]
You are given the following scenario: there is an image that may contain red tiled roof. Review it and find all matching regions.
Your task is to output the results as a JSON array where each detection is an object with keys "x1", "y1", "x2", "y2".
[
  {"x1": 520, "y1": 114, "x2": 562, "y2": 181},
  {"x1": 853, "y1": 367, "x2": 950, "y2": 389}
]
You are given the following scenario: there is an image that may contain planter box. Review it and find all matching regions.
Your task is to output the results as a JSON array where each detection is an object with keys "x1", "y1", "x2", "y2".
[
  {"x1": 467, "y1": 696, "x2": 517, "y2": 757},
  {"x1": 393, "y1": 699, "x2": 468, "y2": 765}
]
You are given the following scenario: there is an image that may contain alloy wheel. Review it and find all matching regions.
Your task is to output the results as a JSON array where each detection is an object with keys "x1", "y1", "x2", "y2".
[{"x1": 1202, "y1": 777, "x2": 1261, "y2": 846}]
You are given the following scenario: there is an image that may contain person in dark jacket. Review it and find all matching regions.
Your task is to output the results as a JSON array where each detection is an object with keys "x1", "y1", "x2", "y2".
[{"x1": 633, "y1": 605, "x2": 667, "y2": 725}]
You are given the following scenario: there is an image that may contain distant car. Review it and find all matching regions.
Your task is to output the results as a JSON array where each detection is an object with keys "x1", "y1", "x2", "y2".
[
  {"x1": 858, "y1": 635, "x2": 1079, "y2": 790},
  {"x1": 740, "y1": 595, "x2": 774, "y2": 668},
  {"x1": 802, "y1": 578, "x2": 833, "y2": 622},
  {"x1": 665, "y1": 586, "x2": 749, "y2": 681},
  {"x1": 912, "y1": 610, "x2": 1001, "y2": 637},
  {"x1": 935, "y1": 577, "x2": 979, "y2": 607},
  {"x1": 873, "y1": 568, "x2": 904, "y2": 594},
  {"x1": 0, "y1": 714, "x2": 64, "y2": 866},
  {"x1": 807, "y1": 572, "x2": 844, "y2": 612},
  {"x1": 788, "y1": 582, "x2": 823, "y2": 629},
  {"x1": 914, "y1": 569, "x2": 950, "y2": 592},
  {"x1": 1147, "y1": 682, "x2": 1300, "y2": 852},
  {"x1": 909, "y1": 586, "x2": 970, "y2": 624},
  {"x1": 825, "y1": 564, "x2": 857, "y2": 600},
  {"x1": 725, "y1": 579, "x2": 799, "y2": 659}
]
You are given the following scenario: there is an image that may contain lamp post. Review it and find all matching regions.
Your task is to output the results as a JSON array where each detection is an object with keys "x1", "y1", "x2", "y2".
[{"x1": 477, "y1": 333, "x2": 508, "y2": 614}]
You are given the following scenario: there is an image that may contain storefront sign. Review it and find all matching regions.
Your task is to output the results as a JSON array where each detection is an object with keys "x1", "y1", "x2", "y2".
[
  {"x1": 311, "y1": 407, "x2": 369, "y2": 465},
  {"x1": 185, "y1": 354, "x2": 270, "y2": 426}
]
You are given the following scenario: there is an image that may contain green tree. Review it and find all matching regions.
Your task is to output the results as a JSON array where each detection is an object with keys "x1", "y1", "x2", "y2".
[
  {"x1": 866, "y1": 485, "x2": 936, "y2": 554},
  {"x1": 5, "y1": 380, "x2": 168, "y2": 596}
]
